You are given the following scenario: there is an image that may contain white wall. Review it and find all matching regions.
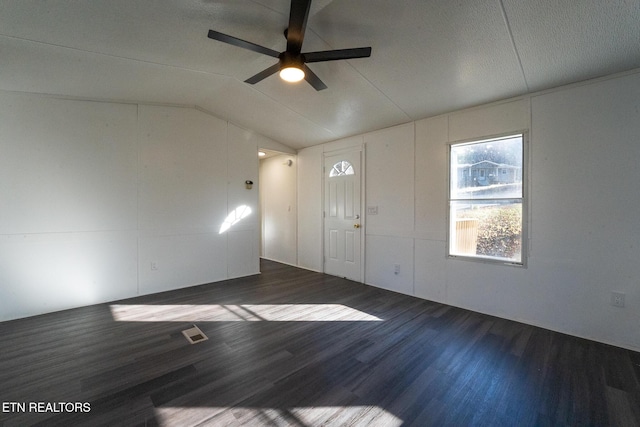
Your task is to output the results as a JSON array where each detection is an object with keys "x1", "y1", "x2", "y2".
[
  {"x1": 296, "y1": 145, "x2": 323, "y2": 271},
  {"x1": 260, "y1": 154, "x2": 297, "y2": 265},
  {"x1": 365, "y1": 124, "x2": 415, "y2": 294},
  {"x1": 0, "y1": 92, "x2": 266, "y2": 321},
  {"x1": 297, "y1": 70, "x2": 640, "y2": 351},
  {"x1": 227, "y1": 124, "x2": 260, "y2": 278}
]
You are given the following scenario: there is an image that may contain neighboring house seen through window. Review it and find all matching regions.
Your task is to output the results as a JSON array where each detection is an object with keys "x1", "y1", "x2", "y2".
[{"x1": 448, "y1": 133, "x2": 526, "y2": 265}]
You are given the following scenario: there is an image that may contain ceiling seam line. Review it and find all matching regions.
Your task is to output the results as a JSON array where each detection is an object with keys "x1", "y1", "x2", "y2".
[
  {"x1": 306, "y1": 28, "x2": 413, "y2": 121},
  {"x1": 238, "y1": 86, "x2": 338, "y2": 138},
  {"x1": 498, "y1": 0, "x2": 530, "y2": 92},
  {"x1": 2, "y1": 33, "x2": 336, "y2": 143},
  {"x1": 246, "y1": 0, "x2": 283, "y2": 15},
  {"x1": 0, "y1": 33, "x2": 230, "y2": 78},
  {"x1": 198, "y1": 81, "x2": 339, "y2": 141}
]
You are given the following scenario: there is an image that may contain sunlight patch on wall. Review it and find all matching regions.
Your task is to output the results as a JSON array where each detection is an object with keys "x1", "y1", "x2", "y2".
[
  {"x1": 109, "y1": 304, "x2": 382, "y2": 322},
  {"x1": 219, "y1": 205, "x2": 252, "y2": 234},
  {"x1": 154, "y1": 406, "x2": 402, "y2": 426}
]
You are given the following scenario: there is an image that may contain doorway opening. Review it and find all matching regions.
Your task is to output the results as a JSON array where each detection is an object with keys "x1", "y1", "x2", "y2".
[{"x1": 258, "y1": 149, "x2": 297, "y2": 266}]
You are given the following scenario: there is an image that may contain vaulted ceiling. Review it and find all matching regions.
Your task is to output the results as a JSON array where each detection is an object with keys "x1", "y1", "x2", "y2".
[{"x1": 1, "y1": 0, "x2": 639, "y2": 149}]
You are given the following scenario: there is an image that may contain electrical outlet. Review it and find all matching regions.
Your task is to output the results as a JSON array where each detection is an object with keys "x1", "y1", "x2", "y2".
[
  {"x1": 611, "y1": 291, "x2": 625, "y2": 308},
  {"x1": 151, "y1": 261, "x2": 158, "y2": 271},
  {"x1": 394, "y1": 264, "x2": 400, "y2": 275}
]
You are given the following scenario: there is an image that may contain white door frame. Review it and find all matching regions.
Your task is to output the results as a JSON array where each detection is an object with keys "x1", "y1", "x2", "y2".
[{"x1": 322, "y1": 145, "x2": 366, "y2": 282}]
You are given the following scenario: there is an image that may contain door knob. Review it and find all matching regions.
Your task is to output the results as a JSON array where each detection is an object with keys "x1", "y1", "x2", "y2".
[{"x1": 354, "y1": 224, "x2": 361, "y2": 229}]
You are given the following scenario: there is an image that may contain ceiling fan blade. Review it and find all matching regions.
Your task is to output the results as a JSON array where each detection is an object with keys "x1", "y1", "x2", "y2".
[
  {"x1": 208, "y1": 30, "x2": 280, "y2": 58},
  {"x1": 303, "y1": 64, "x2": 327, "y2": 91},
  {"x1": 286, "y1": 0, "x2": 312, "y2": 54},
  {"x1": 303, "y1": 47, "x2": 372, "y2": 63},
  {"x1": 245, "y1": 63, "x2": 281, "y2": 84}
]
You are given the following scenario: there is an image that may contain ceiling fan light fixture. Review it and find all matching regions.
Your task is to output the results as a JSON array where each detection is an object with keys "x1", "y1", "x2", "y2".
[
  {"x1": 280, "y1": 66, "x2": 305, "y2": 83},
  {"x1": 207, "y1": 0, "x2": 371, "y2": 90}
]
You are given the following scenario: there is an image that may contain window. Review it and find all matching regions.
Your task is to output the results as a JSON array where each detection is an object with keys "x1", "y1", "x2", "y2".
[
  {"x1": 329, "y1": 160, "x2": 354, "y2": 177},
  {"x1": 448, "y1": 133, "x2": 526, "y2": 265}
]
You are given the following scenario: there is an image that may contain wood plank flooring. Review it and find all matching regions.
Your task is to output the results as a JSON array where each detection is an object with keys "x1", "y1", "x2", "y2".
[{"x1": 1, "y1": 259, "x2": 639, "y2": 426}]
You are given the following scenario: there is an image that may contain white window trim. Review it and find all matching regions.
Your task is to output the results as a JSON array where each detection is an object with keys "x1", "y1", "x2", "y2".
[{"x1": 446, "y1": 131, "x2": 529, "y2": 268}]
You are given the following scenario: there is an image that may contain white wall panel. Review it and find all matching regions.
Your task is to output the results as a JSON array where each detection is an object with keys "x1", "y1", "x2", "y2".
[
  {"x1": 0, "y1": 93, "x2": 268, "y2": 321},
  {"x1": 527, "y1": 74, "x2": 640, "y2": 349},
  {"x1": 227, "y1": 124, "x2": 259, "y2": 224},
  {"x1": 258, "y1": 134, "x2": 296, "y2": 154},
  {"x1": 296, "y1": 145, "x2": 323, "y2": 271},
  {"x1": 0, "y1": 93, "x2": 139, "y2": 321},
  {"x1": 448, "y1": 98, "x2": 530, "y2": 142},
  {"x1": 414, "y1": 239, "x2": 447, "y2": 303},
  {"x1": 0, "y1": 231, "x2": 137, "y2": 321},
  {"x1": 138, "y1": 232, "x2": 226, "y2": 295},
  {"x1": 364, "y1": 123, "x2": 415, "y2": 237},
  {"x1": 138, "y1": 105, "x2": 228, "y2": 232},
  {"x1": 445, "y1": 256, "x2": 531, "y2": 321},
  {"x1": 322, "y1": 135, "x2": 363, "y2": 154},
  {"x1": 228, "y1": 229, "x2": 259, "y2": 278},
  {"x1": 0, "y1": 93, "x2": 137, "y2": 234},
  {"x1": 365, "y1": 235, "x2": 414, "y2": 296},
  {"x1": 137, "y1": 105, "x2": 231, "y2": 289},
  {"x1": 415, "y1": 115, "x2": 448, "y2": 241},
  {"x1": 227, "y1": 124, "x2": 259, "y2": 277}
]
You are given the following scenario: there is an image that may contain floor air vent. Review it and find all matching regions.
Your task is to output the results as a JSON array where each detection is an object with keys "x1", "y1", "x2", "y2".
[{"x1": 182, "y1": 325, "x2": 208, "y2": 344}]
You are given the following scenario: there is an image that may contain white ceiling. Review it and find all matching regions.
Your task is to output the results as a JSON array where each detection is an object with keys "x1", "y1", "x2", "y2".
[{"x1": 1, "y1": 0, "x2": 639, "y2": 149}]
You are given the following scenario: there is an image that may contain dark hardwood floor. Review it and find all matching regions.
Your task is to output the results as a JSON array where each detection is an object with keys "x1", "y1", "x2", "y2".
[{"x1": 1, "y1": 259, "x2": 639, "y2": 426}]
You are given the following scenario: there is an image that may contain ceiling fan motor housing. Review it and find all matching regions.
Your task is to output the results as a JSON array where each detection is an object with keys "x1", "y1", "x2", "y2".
[{"x1": 280, "y1": 51, "x2": 304, "y2": 71}]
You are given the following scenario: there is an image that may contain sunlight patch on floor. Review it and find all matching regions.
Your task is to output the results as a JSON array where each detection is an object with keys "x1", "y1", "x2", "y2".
[{"x1": 109, "y1": 304, "x2": 382, "y2": 322}]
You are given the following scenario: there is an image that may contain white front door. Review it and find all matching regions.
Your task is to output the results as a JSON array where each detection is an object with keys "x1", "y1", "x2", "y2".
[{"x1": 324, "y1": 150, "x2": 362, "y2": 281}]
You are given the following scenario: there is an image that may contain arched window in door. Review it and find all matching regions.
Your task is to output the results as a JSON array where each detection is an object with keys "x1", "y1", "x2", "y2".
[{"x1": 329, "y1": 160, "x2": 355, "y2": 177}]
